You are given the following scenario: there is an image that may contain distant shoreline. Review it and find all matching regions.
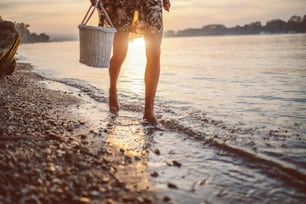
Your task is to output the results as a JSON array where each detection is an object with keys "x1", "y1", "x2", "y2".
[
  {"x1": 45, "y1": 32, "x2": 306, "y2": 42},
  {"x1": 164, "y1": 14, "x2": 306, "y2": 38},
  {"x1": 163, "y1": 31, "x2": 306, "y2": 38}
]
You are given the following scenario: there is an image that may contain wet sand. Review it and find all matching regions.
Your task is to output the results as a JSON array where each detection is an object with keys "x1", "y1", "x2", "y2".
[
  {"x1": 1, "y1": 63, "x2": 305, "y2": 204},
  {"x1": 0, "y1": 63, "x2": 155, "y2": 203}
]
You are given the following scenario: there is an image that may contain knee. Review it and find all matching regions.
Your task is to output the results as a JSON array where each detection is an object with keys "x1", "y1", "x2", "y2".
[
  {"x1": 146, "y1": 48, "x2": 161, "y2": 63},
  {"x1": 110, "y1": 52, "x2": 126, "y2": 67}
]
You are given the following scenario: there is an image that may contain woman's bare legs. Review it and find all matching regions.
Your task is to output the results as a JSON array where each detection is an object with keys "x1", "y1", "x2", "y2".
[
  {"x1": 109, "y1": 31, "x2": 162, "y2": 125},
  {"x1": 143, "y1": 33, "x2": 162, "y2": 125},
  {"x1": 109, "y1": 31, "x2": 129, "y2": 113}
]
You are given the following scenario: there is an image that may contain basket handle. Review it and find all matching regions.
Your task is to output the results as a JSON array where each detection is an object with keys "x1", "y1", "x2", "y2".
[{"x1": 81, "y1": 0, "x2": 115, "y2": 28}]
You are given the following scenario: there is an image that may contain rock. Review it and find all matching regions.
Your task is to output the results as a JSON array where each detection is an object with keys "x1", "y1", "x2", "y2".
[
  {"x1": 0, "y1": 20, "x2": 20, "y2": 77},
  {"x1": 80, "y1": 134, "x2": 87, "y2": 140},
  {"x1": 106, "y1": 198, "x2": 116, "y2": 204},
  {"x1": 150, "y1": 171, "x2": 159, "y2": 177},
  {"x1": 122, "y1": 194, "x2": 136, "y2": 202},
  {"x1": 79, "y1": 197, "x2": 91, "y2": 203},
  {"x1": 172, "y1": 160, "x2": 182, "y2": 168},
  {"x1": 163, "y1": 196, "x2": 171, "y2": 202},
  {"x1": 167, "y1": 183, "x2": 178, "y2": 189},
  {"x1": 0, "y1": 66, "x2": 157, "y2": 203},
  {"x1": 153, "y1": 149, "x2": 160, "y2": 155}
]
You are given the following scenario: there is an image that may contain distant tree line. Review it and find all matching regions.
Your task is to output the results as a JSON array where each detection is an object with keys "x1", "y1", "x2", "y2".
[
  {"x1": 0, "y1": 16, "x2": 50, "y2": 43},
  {"x1": 164, "y1": 14, "x2": 306, "y2": 37},
  {"x1": 14, "y1": 22, "x2": 50, "y2": 43}
]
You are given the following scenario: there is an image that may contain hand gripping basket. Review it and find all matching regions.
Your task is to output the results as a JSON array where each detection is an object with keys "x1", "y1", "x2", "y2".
[{"x1": 78, "y1": 0, "x2": 116, "y2": 68}]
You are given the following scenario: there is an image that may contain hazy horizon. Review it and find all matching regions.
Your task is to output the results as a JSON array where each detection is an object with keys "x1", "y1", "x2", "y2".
[{"x1": 1, "y1": 0, "x2": 305, "y2": 38}]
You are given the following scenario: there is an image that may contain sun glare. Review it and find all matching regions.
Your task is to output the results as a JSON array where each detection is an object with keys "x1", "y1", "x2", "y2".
[
  {"x1": 119, "y1": 37, "x2": 146, "y2": 94},
  {"x1": 128, "y1": 37, "x2": 146, "y2": 51},
  {"x1": 126, "y1": 37, "x2": 146, "y2": 70}
]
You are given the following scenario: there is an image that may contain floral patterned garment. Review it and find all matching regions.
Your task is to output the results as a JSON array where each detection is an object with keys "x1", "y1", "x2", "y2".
[{"x1": 102, "y1": 0, "x2": 163, "y2": 34}]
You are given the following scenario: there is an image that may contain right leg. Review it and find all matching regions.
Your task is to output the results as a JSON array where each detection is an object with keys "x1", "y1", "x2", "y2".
[{"x1": 109, "y1": 31, "x2": 130, "y2": 113}]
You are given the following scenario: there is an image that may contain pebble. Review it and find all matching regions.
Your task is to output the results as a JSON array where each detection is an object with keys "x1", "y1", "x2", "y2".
[
  {"x1": 163, "y1": 196, "x2": 171, "y2": 202},
  {"x1": 150, "y1": 171, "x2": 159, "y2": 177},
  {"x1": 0, "y1": 67, "x2": 156, "y2": 204},
  {"x1": 172, "y1": 160, "x2": 182, "y2": 167},
  {"x1": 106, "y1": 198, "x2": 115, "y2": 204},
  {"x1": 154, "y1": 149, "x2": 161, "y2": 155},
  {"x1": 167, "y1": 183, "x2": 178, "y2": 189},
  {"x1": 79, "y1": 197, "x2": 91, "y2": 203}
]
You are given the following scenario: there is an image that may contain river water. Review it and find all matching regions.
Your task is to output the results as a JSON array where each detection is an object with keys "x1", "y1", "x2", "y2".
[{"x1": 17, "y1": 34, "x2": 306, "y2": 203}]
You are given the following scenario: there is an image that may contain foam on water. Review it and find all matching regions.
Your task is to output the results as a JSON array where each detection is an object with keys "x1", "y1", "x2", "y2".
[{"x1": 40, "y1": 79, "x2": 306, "y2": 203}]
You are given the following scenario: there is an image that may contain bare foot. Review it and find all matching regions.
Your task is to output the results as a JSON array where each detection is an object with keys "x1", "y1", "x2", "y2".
[
  {"x1": 109, "y1": 88, "x2": 119, "y2": 113},
  {"x1": 143, "y1": 113, "x2": 158, "y2": 126},
  {"x1": 142, "y1": 114, "x2": 165, "y2": 130}
]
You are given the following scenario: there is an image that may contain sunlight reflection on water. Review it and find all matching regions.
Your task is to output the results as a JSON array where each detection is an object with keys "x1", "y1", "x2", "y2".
[
  {"x1": 119, "y1": 38, "x2": 146, "y2": 95},
  {"x1": 18, "y1": 34, "x2": 306, "y2": 134},
  {"x1": 17, "y1": 34, "x2": 306, "y2": 203}
]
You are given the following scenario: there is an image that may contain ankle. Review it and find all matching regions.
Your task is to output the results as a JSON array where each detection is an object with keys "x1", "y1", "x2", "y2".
[{"x1": 143, "y1": 113, "x2": 158, "y2": 125}]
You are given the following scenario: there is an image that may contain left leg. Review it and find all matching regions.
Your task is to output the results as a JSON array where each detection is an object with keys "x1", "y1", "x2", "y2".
[
  {"x1": 108, "y1": 31, "x2": 130, "y2": 113},
  {"x1": 143, "y1": 32, "x2": 162, "y2": 125}
]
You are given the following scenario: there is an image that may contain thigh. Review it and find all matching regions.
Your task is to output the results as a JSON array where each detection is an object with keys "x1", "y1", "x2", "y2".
[{"x1": 112, "y1": 31, "x2": 130, "y2": 60}]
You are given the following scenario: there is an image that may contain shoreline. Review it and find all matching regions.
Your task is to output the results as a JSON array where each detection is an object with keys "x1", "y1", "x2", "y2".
[
  {"x1": 1, "y1": 62, "x2": 306, "y2": 203},
  {"x1": 0, "y1": 63, "x2": 156, "y2": 203}
]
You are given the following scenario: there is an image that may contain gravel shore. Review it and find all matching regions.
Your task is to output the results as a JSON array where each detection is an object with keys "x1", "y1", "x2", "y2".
[{"x1": 0, "y1": 63, "x2": 155, "y2": 203}]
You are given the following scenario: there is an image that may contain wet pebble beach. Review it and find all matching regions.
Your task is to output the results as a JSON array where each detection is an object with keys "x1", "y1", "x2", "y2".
[
  {"x1": 0, "y1": 63, "x2": 155, "y2": 203},
  {"x1": 1, "y1": 63, "x2": 306, "y2": 204}
]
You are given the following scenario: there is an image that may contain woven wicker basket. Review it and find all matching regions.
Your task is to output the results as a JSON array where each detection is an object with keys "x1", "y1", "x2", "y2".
[
  {"x1": 79, "y1": 1, "x2": 116, "y2": 68},
  {"x1": 79, "y1": 25, "x2": 115, "y2": 67}
]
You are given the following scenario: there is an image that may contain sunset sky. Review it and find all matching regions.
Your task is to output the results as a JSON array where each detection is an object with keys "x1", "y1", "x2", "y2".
[{"x1": 1, "y1": 0, "x2": 305, "y2": 38}]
